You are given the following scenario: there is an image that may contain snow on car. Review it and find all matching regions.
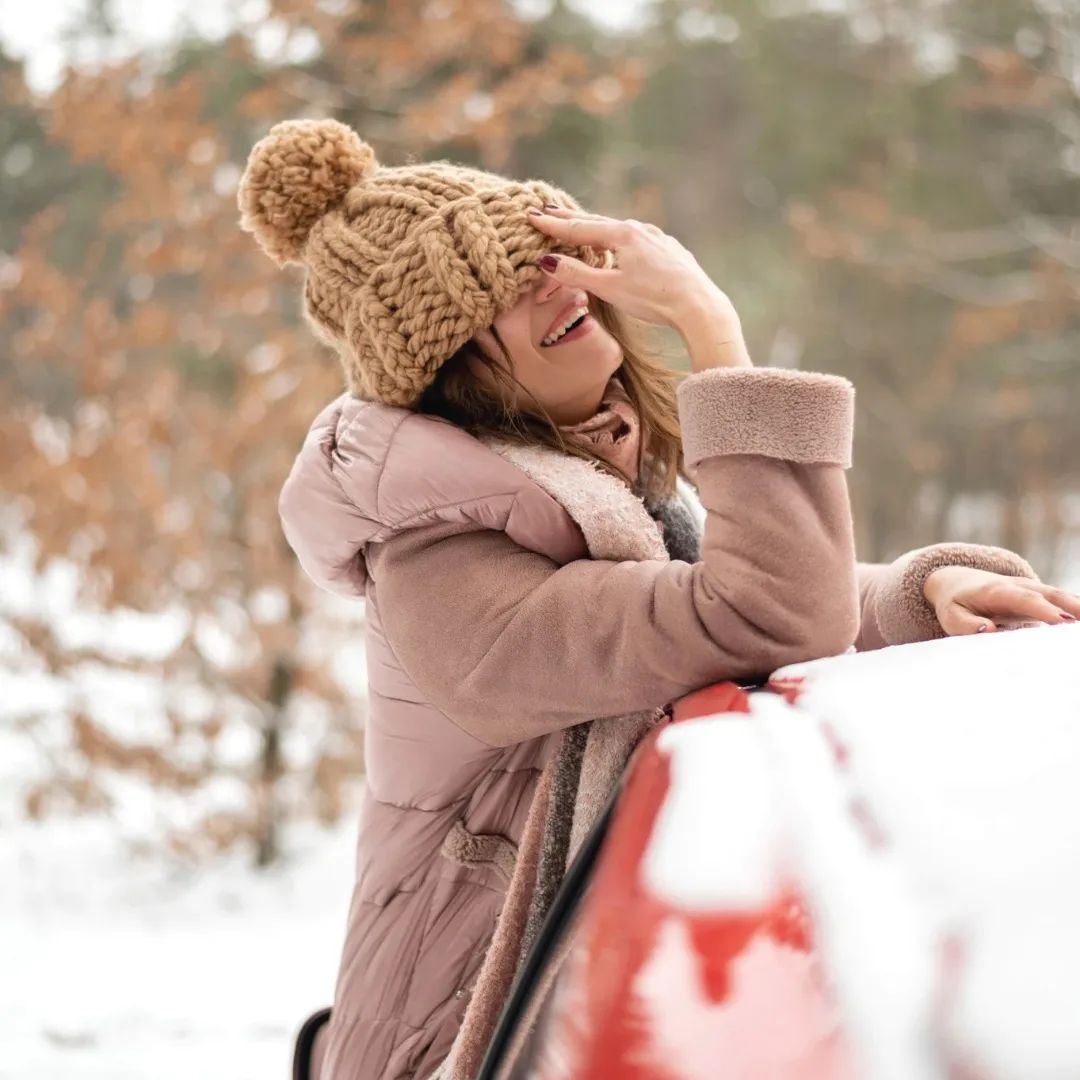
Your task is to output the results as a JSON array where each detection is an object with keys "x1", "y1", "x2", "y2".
[{"x1": 488, "y1": 622, "x2": 1080, "y2": 1080}]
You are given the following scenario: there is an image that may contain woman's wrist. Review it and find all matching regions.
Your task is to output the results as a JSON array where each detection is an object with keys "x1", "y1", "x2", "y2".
[{"x1": 673, "y1": 287, "x2": 753, "y2": 371}]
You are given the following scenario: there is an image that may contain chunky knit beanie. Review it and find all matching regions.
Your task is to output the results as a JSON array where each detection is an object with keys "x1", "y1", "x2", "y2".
[{"x1": 238, "y1": 118, "x2": 611, "y2": 406}]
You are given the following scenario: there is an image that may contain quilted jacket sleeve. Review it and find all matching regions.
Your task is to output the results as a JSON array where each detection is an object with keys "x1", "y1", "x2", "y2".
[{"x1": 366, "y1": 367, "x2": 863, "y2": 748}]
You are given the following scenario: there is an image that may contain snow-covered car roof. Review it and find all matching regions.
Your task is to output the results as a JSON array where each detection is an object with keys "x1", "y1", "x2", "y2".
[{"x1": 646, "y1": 622, "x2": 1080, "y2": 1079}]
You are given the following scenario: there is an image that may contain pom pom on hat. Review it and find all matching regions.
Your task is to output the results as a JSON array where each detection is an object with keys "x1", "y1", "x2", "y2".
[{"x1": 239, "y1": 118, "x2": 378, "y2": 266}]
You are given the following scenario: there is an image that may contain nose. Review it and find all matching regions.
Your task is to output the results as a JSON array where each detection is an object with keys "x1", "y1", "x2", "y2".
[{"x1": 534, "y1": 271, "x2": 562, "y2": 303}]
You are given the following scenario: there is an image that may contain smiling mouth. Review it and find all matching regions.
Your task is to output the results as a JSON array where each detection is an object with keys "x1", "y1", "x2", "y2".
[{"x1": 540, "y1": 311, "x2": 591, "y2": 348}]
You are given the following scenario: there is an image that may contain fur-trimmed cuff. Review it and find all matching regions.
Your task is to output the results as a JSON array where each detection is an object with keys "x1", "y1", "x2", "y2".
[
  {"x1": 874, "y1": 542, "x2": 1040, "y2": 646},
  {"x1": 676, "y1": 367, "x2": 854, "y2": 469}
]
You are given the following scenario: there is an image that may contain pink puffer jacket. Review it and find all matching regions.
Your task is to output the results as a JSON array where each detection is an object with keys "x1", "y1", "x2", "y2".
[{"x1": 278, "y1": 366, "x2": 1036, "y2": 1080}]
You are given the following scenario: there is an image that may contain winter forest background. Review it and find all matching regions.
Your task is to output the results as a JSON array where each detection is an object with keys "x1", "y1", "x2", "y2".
[{"x1": 2, "y1": 0, "x2": 1079, "y2": 1076}]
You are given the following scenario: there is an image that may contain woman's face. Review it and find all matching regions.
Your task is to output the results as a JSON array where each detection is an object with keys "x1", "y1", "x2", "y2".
[{"x1": 470, "y1": 275, "x2": 623, "y2": 425}]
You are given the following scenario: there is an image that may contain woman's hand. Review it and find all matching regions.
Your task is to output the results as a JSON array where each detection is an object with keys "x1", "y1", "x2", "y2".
[
  {"x1": 923, "y1": 566, "x2": 1080, "y2": 634},
  {"x1": 527, "y1": 205, "x2": 752, "y2": 371}
]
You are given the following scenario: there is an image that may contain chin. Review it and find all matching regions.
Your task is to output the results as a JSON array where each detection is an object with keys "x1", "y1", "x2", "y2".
[
  {"x1": 568, "y1": 335, "x2": 622, "y2": 372},
  {"x1": 600, "y1": 345, "x2": 625, "y2": 380},
  {"x1": 567, "y1": 356, "x2": 621, "y2": 394}
]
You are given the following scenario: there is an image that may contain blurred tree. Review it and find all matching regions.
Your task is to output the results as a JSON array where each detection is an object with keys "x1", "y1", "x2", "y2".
[
  {"x1": 0, "y1": 0, "x2": 639, "y2": 864},
  {"x1": 772, "y1": 0, "x2": 1080, "y2": 566},
  {"x1": 2, "y1": 0, "x2": 1078, "y2": 865},
  {"x1": 602, "y1": 0, "x2": 1079, "y2": 565}
]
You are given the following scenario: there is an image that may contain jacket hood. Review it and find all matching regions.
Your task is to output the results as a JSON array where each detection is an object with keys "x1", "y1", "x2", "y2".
[{"x1": 278, "y1": 393, "x2": 587, "y2": 599}]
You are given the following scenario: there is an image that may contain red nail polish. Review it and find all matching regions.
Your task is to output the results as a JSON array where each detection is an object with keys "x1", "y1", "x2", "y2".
[
  {"x1": 539, "y1": 255, "x2": 559, "y2": 272},
  {"x1": 1062, "y1": 613, "x2": 1076, "y2": 622}
]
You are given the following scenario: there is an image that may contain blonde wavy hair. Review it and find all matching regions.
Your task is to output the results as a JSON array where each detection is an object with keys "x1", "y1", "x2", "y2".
[{"x1": 417, "y1": 298, "x2": 684, "y2": 502}]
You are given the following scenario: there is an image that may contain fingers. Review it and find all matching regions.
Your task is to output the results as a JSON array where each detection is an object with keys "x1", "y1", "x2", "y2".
[
  {"x1": 946, "y1": 606, "x2": 1038, "y2": 634},
  {"x1": 939, "y1": 577, "x2": 1080, "y2": 638},
  {"x1": 1027, "y1": 581, "x2": 1080, "y2": 620},
  {"x1": 532, "y1": 204, "x2": 619, "y2": 225},
  {"x1": 528, "y1": 206, "x2": 631, "y2": 249},
  {"x1": 536, "y1": 206, "x2": 662, "y2": 235},
  {"x1": 977, "y1": 581, "x2": 1076, "y2": 626},
  {"x1": 939, "y1": 605, "x2": 996, "y2": 636},
  {"x1": 536, "y1": 251, "x2": 616, "y2": 295}
]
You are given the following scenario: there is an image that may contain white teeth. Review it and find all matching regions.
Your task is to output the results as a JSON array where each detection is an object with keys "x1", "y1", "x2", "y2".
[{"x1": 541, "y1": 306, "x2": 589, "y2": 347}]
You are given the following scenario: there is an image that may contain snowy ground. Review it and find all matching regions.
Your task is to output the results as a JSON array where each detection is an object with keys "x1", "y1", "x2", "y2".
[
  {"x1": 1, "y1": 533, "x2": 363, "y2": 1078},
  {"x1": 2, "y1": 815, "x2": 355, "y2": 1080}
]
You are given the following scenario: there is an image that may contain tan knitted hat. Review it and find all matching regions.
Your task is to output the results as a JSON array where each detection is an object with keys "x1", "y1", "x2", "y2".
[{"x1": 238, "y1": 118, "x2": 612, "y2": 406}]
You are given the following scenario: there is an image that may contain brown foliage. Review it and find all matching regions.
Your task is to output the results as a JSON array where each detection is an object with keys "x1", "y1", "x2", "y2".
[{"x1": 1, "y1": 0, "x2": 628, "y2": 865}]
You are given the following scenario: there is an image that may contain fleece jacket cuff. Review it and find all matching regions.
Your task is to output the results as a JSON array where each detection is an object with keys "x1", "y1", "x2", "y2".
[
  {"x1": 875, "y1": 542, "x2": 1040, "y2": 646},
  {"x1": 676, "y1": 366, "x2": 855, "y2": 469}
]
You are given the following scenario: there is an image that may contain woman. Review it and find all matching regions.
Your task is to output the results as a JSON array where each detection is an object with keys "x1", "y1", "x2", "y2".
[{"x1": 238, "y1": 119, "x2": 1077, "y2": 1080}]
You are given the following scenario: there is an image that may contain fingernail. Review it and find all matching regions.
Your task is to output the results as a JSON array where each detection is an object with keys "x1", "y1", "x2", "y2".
[
  {"x1": 539, "y1": 255, "x2": 559, "y2": 272},
  {"x1": 976, "y1": 623, "x2": 990, "y2": 633},
  {"x1": 1061, "y1": 612, "x2": 1076, "y2": 622},
  {"x1": 542, "y1": 202, "x2": 560, "y2": 210},
  {"x1": 528, "y1": 207, "x2": 544, "y2": 217}
]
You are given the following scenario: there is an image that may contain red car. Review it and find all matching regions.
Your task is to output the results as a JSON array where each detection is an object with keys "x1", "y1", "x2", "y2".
[{"x1": 478, "y1": 623, "x2": 1080, "y2": 1080}]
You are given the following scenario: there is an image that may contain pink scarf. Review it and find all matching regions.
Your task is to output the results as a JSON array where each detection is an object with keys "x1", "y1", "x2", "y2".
[{"x1": 557, "y1": 375, "x2": 642, "y2": 484}]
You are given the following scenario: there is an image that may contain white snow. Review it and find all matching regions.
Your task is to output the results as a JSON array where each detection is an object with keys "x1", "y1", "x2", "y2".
[
  {"x1": 1, "y1": 536, "x2": 363, "y2": 1078},
  {"x1": 2, "y1": 816, "x2": 354, "y2": 1080},
  {"x1": 642, "y1": 623, "x2": 1080, "y2": 1078},
  {"x1": 644, "y1": 719, "x2": 785, "y2": 911},
  {"x1": 634, "y1": 917, "x2": 846, "y2": 1080},
  {"x1": 643, "y1": 697, "x2": 939, "y2": 1080},
  {"x1": 773, "y1": 623, "x2": 1080, "y2": 1079},
  {"x1": 750, "y1": 692, "x2": 941, "y2": 1080}
]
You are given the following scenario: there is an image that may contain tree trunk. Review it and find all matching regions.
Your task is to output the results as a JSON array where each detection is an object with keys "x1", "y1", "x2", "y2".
[{"x1": 254, "y1": 657, "x2": 291, "y2": 869}]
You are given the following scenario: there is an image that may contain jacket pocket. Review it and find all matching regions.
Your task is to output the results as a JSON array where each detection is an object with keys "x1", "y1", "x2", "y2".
[{"x1": 439, "y1": 818, "x2": 518, "y2": 887}]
